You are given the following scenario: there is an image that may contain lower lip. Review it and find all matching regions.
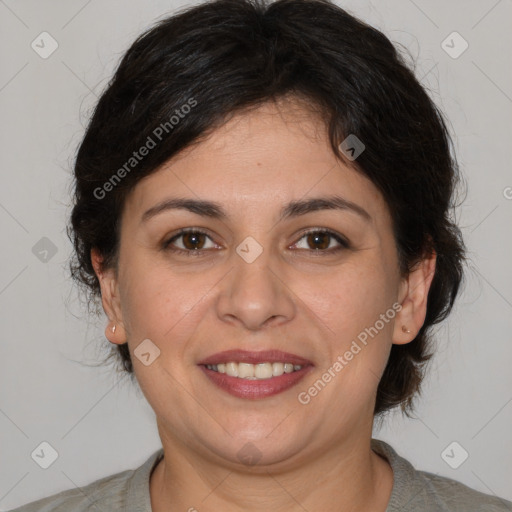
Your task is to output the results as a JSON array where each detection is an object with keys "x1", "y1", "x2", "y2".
[{"x1": 199, "y1": 365, "x2": 312, "y2": 399}]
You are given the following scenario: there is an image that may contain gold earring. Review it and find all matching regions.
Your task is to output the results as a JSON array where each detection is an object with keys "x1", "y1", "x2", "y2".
[{"x1": 402, "y1": 325, "x2": 411, "y2": 333}]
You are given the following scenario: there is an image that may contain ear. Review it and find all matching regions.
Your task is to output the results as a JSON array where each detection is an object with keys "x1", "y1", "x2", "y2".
[
  {"x1": 91, "y1": 248, "x2": 127, "y2": 345},
  {"x1": 392, "y1": 250, "x2": 437, "y2": 345}
]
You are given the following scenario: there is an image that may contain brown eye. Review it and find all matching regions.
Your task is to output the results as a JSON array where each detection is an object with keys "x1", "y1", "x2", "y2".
[
  {"x1": 293, "y1": 229, "x2": 349, "y2": 253},
  {"x1": 306, "y1": 232, "x2": 330, "y2": 250},
  {"x1": 163, "y1": 228, "x2": 217, "y2": 255},
  {"x1": 181, "y1": 231, "x2": 207, "y2": 250}
]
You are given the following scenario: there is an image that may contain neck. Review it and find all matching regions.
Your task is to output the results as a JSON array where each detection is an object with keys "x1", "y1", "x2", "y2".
[{"x1": 149, "y1": 432, "x2": 393, "y2": 512}]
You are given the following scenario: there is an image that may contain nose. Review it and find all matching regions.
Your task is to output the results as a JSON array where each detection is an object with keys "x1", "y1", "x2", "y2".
[{"x1": 215, "y1": 244, "x2": 296, "y2": 331}]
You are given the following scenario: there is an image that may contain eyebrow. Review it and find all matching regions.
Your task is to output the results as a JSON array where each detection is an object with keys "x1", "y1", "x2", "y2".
[{"x1": 141, "y1": 195, "x2": 372, "y2": 224}]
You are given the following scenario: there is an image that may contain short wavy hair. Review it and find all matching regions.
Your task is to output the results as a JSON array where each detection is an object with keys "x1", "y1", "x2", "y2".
[{"x1": 68, "y1": 0, "x2": 467, "y2": 417}]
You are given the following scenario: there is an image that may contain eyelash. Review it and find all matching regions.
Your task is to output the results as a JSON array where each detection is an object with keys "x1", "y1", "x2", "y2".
[{"x1": 162, "y1": 227, "x2": 350, "y2": 257}]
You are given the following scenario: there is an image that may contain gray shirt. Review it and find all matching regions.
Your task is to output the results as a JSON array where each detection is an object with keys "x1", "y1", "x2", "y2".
[{"x1": 8, "y1": 438, "x2": 512, "y2": 511}]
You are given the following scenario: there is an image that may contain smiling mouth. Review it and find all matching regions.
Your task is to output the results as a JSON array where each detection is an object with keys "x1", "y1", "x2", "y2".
[
  {"x1": 203, "y1": 362, "x2": 304, "y2": 379},
  {"x1": 198, "y1": 349, "x2": 313, "y2": 399},
  {"x1": 199, "y1": 363, "x2": 313, "y2": 400}
]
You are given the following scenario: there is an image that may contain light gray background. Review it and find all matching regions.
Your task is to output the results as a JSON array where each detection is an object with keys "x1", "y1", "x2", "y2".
[{"x1": 1, "y1": 0, "x2": 511, "y2": 509}]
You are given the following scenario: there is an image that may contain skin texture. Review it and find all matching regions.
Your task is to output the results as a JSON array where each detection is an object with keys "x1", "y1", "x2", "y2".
[{"x1": 92, "y1": 97, "x2": 436, "y2": 511}]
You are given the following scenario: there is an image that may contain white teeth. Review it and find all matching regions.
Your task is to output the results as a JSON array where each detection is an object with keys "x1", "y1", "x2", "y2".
[
  {"x1": 272, "y1": 362, "x2": 284, "y2": 376},
  {"x1": 254, "y1": 363, "x2": 273, "y2": 379},
  {"x1": 238, "y1": 363, "x2": 254, "y2": 379},
  {"x1": 225, "y1": 362, "x2": 238, "y2": 377},
  {"x1": 205, "y1": 361, "x2": 304, "y2": 379}
]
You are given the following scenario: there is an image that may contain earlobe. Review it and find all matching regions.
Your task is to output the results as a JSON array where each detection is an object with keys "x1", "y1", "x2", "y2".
[
  {"x1": 392, "y1": 251, "x2": 437, "y2": 345},
  {"x1": 105, "y1": 321, "x2": 127, "y2": 345}
]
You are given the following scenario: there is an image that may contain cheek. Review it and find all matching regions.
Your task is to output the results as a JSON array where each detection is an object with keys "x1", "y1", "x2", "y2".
[
  {"x1": 297, "y1": 260, "x2": 397, "y2": 401},
  {"x1": 298, "y1": 265, "x2": 395, "y2": 398},
  {"x1": 118, "y1": 260, "x2": 219, "y2": 350},
  {"x1": 300, "y1": 260, "x2": 395, "y2": 337}
]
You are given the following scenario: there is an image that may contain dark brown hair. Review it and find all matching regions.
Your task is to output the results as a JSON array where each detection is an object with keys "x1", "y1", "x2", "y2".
[{"x1": 68, "y1": 0, "x2": 467, "y2": 417}]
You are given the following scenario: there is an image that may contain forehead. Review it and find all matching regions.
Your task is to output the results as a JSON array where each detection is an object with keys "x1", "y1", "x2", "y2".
[{"x1": 125, "y1": 99, "x2": 390, "y2": 227}]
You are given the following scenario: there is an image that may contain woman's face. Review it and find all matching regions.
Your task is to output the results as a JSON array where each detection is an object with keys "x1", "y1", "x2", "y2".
[{"x1": 95, "y1": 99, "x2": 431, "y2": 469}]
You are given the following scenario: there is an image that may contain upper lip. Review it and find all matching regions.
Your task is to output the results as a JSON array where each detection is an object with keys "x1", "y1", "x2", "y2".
[{"x1": 198, "y1": 349, "x2": 313, "y2": 366}]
